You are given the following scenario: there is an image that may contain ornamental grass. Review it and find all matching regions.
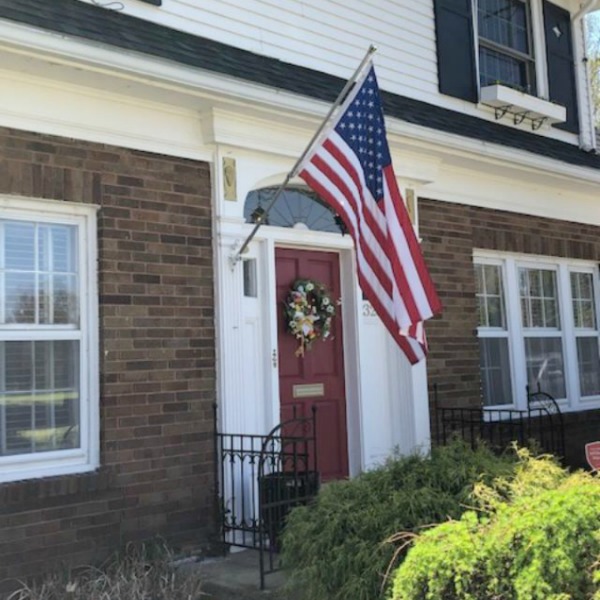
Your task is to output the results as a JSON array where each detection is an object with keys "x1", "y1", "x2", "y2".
[{"x1": 3, "y1": 542, "x2": 203, "y2": 600}]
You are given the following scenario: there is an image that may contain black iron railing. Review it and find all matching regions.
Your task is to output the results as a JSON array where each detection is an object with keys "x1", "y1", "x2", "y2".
[
  {"x1": 214, "y1": 405, "x2": 319, "y2": 589},
  {"x1": 433, "y1": 384, "x2": 565, "y2": 457}
]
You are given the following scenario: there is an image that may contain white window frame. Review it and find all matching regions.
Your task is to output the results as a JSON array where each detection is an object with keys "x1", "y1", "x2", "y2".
[
  {"x1": 475, "y1": 257, "x2": 517, "y2": 408},
  {"x1": 475, "y1": 250, "x2": 600, "y2": 413},
  {"x1": 0, "y1": 196, "x2": 99, "y2": 483}
]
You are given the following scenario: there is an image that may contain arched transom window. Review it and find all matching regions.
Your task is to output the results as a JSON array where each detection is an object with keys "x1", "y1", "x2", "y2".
[{"x1": 244, "y1": 187, "x2": 344, "y2": 234}]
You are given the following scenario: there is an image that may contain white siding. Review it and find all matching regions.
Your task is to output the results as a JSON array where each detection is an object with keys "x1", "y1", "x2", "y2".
[
  {"x1": 77, "y1": 0, "x2": 590, "y2": 145},
  {"x1": 79, "y1": 0, "x2": 439, "y2": 103}
]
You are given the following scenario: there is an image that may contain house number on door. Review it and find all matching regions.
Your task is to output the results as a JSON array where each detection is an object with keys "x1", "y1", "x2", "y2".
[{"x1": 272, "y1": 349, "x2": 278, "y2": 368}]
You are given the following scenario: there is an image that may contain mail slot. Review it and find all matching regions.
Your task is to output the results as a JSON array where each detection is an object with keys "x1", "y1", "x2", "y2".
[{"x1": 293, "y1": 383, "x2": 324, "y2": 398}]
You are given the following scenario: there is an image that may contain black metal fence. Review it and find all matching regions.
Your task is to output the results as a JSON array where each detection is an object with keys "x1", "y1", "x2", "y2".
[
  {"x1": 214, "y1": 405, "x2": 319, "y2": 589},
  {"x1": 433, "y1": 384, "x2": 565, "y2": 458}
]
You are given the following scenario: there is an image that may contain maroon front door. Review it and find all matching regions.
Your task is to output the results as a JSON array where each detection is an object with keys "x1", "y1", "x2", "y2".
[{"x1": 276, "y1": 247, "x2": 349, "y2": 480}]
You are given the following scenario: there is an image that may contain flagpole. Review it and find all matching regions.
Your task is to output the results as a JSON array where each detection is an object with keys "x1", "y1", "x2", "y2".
[{"x1": 229, "y1": 44, "x2": 378, "y2": 268}]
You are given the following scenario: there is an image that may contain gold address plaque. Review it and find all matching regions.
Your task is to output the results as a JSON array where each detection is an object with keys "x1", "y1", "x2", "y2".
[{"x1": 293, "y1": 383, "x2": 325, "y2": 398}]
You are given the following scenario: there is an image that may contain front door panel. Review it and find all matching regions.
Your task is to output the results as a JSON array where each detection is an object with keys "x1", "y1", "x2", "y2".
[{"x1": 275, "y1": 248, "x2": 349, "y2": 480}]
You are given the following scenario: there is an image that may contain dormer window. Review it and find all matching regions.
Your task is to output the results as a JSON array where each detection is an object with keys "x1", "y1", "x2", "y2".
[{"x1": 478, "y1": 0, "x2": 536, "y2": 94}]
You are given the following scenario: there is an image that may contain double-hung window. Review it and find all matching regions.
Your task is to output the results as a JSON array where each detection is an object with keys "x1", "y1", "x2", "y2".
[
  {"x1": 475, "y1": 253, "x2": 600, "y2": 411},
  {"x1": 0, "y1": 198, "x2": 98, "y2": 483},
  {"x1": 478, "y1": 0, "x2": 536, "y2": 93}
]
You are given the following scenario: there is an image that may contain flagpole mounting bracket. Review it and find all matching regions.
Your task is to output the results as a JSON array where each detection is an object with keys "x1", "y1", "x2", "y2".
[{"x1": 228, "y1": 239, "x2": 246, "y2": 271}]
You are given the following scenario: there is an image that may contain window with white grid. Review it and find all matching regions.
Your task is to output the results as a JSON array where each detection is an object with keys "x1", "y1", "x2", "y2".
[
  {"x1": 475, "y1": 262, "x2": 513, "y2": 406},
  {"x1": 571, "y1": 270, "x2": 600, "y2": 398},
  {"x1": 0, "y1": 198, "x2": 98, "y2": 483},
  {"x1": 474, "y1": 253, "x2": 600, "y2": 411}
]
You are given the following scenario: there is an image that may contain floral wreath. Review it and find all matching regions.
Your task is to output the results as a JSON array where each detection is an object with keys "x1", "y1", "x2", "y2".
[{"x1": 284, "y1": 279, "x2": 336, "y2": 357}]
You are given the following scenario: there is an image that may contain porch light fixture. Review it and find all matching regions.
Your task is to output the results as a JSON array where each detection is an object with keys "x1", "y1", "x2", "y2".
[
  {"x1": 250, "y1": 205, "x2": 269, "y2": 225},
  {"x1": 334, "y1": 214, "x2": 348, "y2": 236}
]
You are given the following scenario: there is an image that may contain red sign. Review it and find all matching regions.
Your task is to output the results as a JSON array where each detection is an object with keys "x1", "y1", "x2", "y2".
[{"x1": 585, "y1": 442, "x2": 600, "y2": 471}]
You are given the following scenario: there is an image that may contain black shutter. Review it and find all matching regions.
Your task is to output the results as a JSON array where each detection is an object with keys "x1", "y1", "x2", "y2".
[
  {"x1": 543, "y1": 1, "x2": 579, "y2": 133},
  {"x1": 433, "y1": 0, "x2": 478, "y2": 102}
]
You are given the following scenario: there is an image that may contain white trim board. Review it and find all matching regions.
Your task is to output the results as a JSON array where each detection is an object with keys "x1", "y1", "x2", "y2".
[{"x1": 0, "y1": 18, "x2": 597, "y2": 183}]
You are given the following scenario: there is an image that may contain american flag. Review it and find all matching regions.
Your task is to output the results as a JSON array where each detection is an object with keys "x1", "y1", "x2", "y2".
[{"x1": 298, "y1": 63, "x2": 442, "y2": 363}]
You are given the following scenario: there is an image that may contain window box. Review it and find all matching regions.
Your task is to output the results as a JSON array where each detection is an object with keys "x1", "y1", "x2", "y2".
[
  {"x1": 480, "y1": 84, "x2": 566, "y2": 125},
  {"x1": 433, "y1": 0, "x2": 580, "y2": 133}
]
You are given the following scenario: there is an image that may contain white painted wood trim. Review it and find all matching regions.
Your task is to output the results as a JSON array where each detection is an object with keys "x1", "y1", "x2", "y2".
[
  {"x1": 474, "y1": 250, "x2": 600, "y2": 413},
  {"x1": 0, "y1": 17, "x2": 598, "y2": 185},
  {"x1": 0, "y1": 196, "x2": 99, "y2": 483}
]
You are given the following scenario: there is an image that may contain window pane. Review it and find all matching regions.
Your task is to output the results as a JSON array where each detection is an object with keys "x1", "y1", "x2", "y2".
[
  {"x1": 525, "y1": 337, "x2": 566, "y2": 398},
  {"x1": 46, "y1": 225, "x2": 76, "y2": 273},
  {"x1": 5, "y1": 273, "x2": 36, "y2": 324},
  {"x1": 244, "y1": 188, "x2": 340, "y2": 233},
  {"x1": 519, "y1": 268, "x2": 560, "y2": 329},
  {"x1": 1, "y1": 221, "x2": 79, "y2": 326},
  {"x1": 576, "y1": 337, "x2": 600, "y2": 397},
  {"x1": 53, "y1": 274, "x2": 78, "y2": 325},
  {"x1": 543, "y1": 299, "x2": 558, "y2": 328},
  {"x1": 479, "y1": 47, "x2": 531, "y2": 90},
  {"x1": 479, "y1": 338, "x2": 513, "y2": 406},
  {"x1": 475, "y1": 264, "x2": 506, "y2": 328},
  {"x1": 571, "y1": 272, "x2": 596, "y2": 329},
  {"x1": 479, "y1": 0, "x2": 529, "y2": 53},
  {"x1": 0, "y1": 340, "x2": 80, "y2": 456},
  {"x1": 487, "y1": 298, "x2": 504, "y2": 327},
  {"x1": 5, "y1": 222, "x2": 35, "y2": 270},
  {"x1": 475, "y1": 264, "x2": 484, "y2": 295},
  {"x1": 484, "y1": 264, "x2": 500, "y2": 295}
]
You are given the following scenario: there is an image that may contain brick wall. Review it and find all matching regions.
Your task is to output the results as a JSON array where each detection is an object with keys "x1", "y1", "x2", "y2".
[
  {"x1": 0, "y1": 127, "x2": 216, "y2": 588},
  {"x1": 420, "y1": 197, "x2": 600, "y2": 466}
]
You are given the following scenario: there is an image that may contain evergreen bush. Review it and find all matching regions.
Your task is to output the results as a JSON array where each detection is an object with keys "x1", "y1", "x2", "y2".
[
  {"x1": 391, "y1": 450, "x2": 600, "y2": 600},
  {"x1": 280, "y1": 441, "x2": 515, "y2": 600}
]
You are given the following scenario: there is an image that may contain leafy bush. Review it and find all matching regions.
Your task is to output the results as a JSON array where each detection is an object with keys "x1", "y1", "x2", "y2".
[
  {"x1": 4, "y1": 541, "x2": 203, "y2": 600},
  {"x1": 280, "y1": 441, "x2": 516, "y2": 600},
  {"x1": 391, "y1": 450, "x2": 600, "y2": 600}
]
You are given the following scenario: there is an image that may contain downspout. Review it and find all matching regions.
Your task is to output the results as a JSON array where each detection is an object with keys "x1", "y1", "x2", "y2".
[{"x1": 573, "y1": 0, "x2": 600, "y2": 150}]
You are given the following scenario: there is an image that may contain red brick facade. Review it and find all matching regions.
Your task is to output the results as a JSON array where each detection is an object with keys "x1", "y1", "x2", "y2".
[
  {"x1": 420, "y1": 197, "x2": 600, "y2": 467},
  {"x1": 0, "y1": 127, "x2": 216, "y2": 587}
]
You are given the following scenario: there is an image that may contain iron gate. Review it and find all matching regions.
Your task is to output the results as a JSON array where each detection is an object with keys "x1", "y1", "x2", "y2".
[{"x1": 214, "y1": 405, "x2": 319, "y2": 588}]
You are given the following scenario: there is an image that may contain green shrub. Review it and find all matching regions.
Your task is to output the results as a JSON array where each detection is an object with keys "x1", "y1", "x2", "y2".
[
  {"x1": 280, "y1": 441, "x2": 516, "y2": 600},
  {"x1": 391, "y1": 450, "x2": 600, "y2": 600}
]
